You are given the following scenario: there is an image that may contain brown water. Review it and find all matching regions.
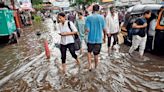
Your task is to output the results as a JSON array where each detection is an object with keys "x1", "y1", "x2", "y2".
[
  {"x1": 0, "y1": 19, "x2": 51, "y2": 80},
  {"x1": 0, "y1": 19, "x2": 164, "y2": 92}
]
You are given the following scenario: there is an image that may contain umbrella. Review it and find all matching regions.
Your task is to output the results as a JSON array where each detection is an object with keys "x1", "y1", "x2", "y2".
[
  {"x1": 144, "y1": 4, "x2": 163, "y2": 11},
  {"x1": 127, "y1": 6, "x2": 133, "y2": 13},
  {"x1": 131, "y1": 4, "x2": 146, "y2": 14},
  {"x1": 130, "y1": 4, "x2": 163, "y2": 14}
]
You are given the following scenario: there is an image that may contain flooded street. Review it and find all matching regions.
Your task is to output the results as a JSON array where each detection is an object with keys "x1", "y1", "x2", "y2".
[
  {"x1": 0, "y1": 19, "x2": 164, "y2": 92},
  {"x1": 0, "y1": 19, "x2": 53, "y2": 80}
]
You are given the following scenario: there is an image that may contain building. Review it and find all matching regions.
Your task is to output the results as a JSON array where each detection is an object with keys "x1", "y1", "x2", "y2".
[
  {"x1": 115, "y1": 0, "x2": 162, "y2": 6},
  {"x1": 50, "y1": 0, "x2": 70, "y2": 8},
  {"x1": 1, "y1": 0, "x2": 21, "y2": 9},
  {"x1": 101, "y1": 0, "x2": 113, "y2": 2}
]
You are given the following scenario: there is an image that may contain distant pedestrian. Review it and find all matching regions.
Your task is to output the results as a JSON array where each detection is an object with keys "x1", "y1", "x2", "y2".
[
  {"x1": 52, "y1": 14, "x2": 57, "y2": 24},
  {"x1": 75, "y1": 12, "x2": 86, "y2": 54},
  {"x1": 68, "y1": 12, "x2": 76, "y2": 23},
  {"x1": 58, "y1": 12, "x2": 80, "y2": 74},
  {"x1": 84, "y1": 11, "x2": 89, "y2": 17},
  {"x1": 118, "y1": 10, "x2": 125, "y2": 25},
  {"x1": 0, "y1": 2, "x2": 10, "y2": 9},
  {"x1": 147, "y1": 13, "x2": 157, "y2": 51},
  {"x1": 52, "y1": 13, "x2": 58, "y2": 30},
  {"x1": 121, "y1": 12, "x2": 132, "y2": 45},
  {"x1": 85, "y1": 4, "x2": 106, "y2": 70},
  {"x1": 106, "y1": 7, "x2": 120, "y2": 55},
  {"x1": 129, "y1": 10, "x2": 151, "y2": 59}
]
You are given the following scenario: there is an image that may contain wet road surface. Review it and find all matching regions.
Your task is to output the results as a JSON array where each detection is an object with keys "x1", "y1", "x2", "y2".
[
  {"x1": 0, "y1": 19, "x2": 52, "y2": 80},
  {"x1": 0, "y1": 19, "x2": 164, "y2": 92}
]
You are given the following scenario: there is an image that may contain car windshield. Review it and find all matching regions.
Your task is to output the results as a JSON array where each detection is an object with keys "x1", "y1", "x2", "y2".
[{"x1": 160, "y1": 12, "x2": 164, "y2": 26}]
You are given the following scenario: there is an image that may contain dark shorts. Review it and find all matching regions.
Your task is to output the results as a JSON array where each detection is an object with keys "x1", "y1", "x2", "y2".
[{"x1": 87, "y1": 43, "x2": 102, "y2": 55}]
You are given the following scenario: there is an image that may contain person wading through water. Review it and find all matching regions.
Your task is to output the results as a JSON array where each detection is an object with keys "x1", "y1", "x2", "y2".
[
  {"x1": 58, "y1": 12, "x2": 80, "y2": 74},
  {"x1": 85, "y1": 4, "x2": 106, "y2": 71}
]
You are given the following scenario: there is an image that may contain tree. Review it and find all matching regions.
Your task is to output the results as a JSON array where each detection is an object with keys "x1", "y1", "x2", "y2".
[
  {"x1": 85, "y1": 0, "x2": 99, "y2": 4},
  {"x1": 71, "y1": 0, "x2": 99, "y2": 10},
  {"x1": 31, "y1": 0, "x2": 43, "y2": 5},
  {"x1": 33, "y1": 4, "x2": 43, "y2": 11},
  {"x1": 75, "y1": 0, "x2": 99, "y2": 5}
]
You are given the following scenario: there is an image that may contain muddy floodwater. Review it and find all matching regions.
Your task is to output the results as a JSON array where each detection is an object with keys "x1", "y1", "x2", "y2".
[
  {"x1": 0, "y1": 19, "x2": 164, "y2": 92},
  {"x1": 0, "y1": 19, "x2": 52, "y2": 80}
]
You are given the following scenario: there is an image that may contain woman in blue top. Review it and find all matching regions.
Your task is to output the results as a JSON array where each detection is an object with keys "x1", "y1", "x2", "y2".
[{"x1": 75, "y1": 12, "x2": 86, "y2": 54}]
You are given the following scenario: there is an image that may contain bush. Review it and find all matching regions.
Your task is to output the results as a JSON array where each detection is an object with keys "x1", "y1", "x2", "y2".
[
  {"x1": 33, "y1": 4, "x2": 43, "y2": 11},
  {"x1": 33, "y1": 15, "x2": 42, "y2": 23}
]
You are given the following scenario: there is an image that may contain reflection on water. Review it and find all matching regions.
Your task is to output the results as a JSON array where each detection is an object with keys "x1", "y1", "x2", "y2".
[{"x1": 0, "y1": 19, "x2": 164, "y2": 92}]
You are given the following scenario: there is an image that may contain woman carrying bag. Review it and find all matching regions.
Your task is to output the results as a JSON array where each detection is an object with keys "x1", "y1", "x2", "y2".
[{"x1": 58, "y1": 12, "x2": 80, "y2": 74}]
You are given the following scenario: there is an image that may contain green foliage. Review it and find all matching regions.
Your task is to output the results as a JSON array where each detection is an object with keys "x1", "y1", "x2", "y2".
[
  {"x1": 75, "y1": 0, "x2": 99, "y2": 5},
  {"x1": 87, "y1": 0, "x2": 99, "y2": 4},
  {"x1": 33, "y1": 15, "x2": 42, "y2": 23},
  {"x1": 33, "y1": 4, "x2": 43, "y2": 11},
  {"x1": 71, "y1": 0, "x2": 99, "y2": 8},
  {"x1": 76, "y1": 0, "x2": 84, "y2": 4},
  {"x1": 31, "y1": 0, "x2": 43, "y2": 5}
]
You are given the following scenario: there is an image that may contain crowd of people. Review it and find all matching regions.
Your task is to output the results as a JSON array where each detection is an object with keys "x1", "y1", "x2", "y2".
[{"x1": 52, "y1": 4, "x2": 156, "y2": 74}]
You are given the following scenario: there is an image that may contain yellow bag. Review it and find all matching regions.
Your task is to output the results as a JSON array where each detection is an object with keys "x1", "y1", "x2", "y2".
[{"x1": 117, "y1": 32, "x2": 124, "y2": 44}]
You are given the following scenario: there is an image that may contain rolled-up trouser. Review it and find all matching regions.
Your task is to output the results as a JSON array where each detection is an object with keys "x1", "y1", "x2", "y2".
[
  {"x1": 60, "y1": 43, "x2": 77, "y2": 64},
  {"x1": 108, "y1": 33, "x2": 118, "y2": 47},
  {"x1": 129, "y1": 35, "x2": 147, "y2": 56}
]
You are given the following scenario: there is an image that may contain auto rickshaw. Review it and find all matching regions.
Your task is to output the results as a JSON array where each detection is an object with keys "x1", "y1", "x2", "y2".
[
  {"x1": 0, "y1": 9, "x2": 17, "y2": 44},
  {"x1": 154, "y1": 7, "x2": 164, "y2": 55}
]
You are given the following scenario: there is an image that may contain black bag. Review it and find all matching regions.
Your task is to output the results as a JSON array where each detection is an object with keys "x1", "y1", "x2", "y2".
[
  {"x1": 68, "y1": 21, "x2": 81, "y2": 51},
  {"x1": 131, "y1": 28, "x2": 140, "y2": 35},
  {"x1": 132, "y1": 18, "x2": 147, "y2": 37}
]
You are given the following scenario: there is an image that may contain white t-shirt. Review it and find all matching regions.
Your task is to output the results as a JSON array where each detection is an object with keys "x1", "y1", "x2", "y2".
[
  {"x1": 105, "y1": 12, "x2": 120, "y2": 34},
  {"x1": 59, "y1": 21, "x2": 78, "y2": 45},
  {"x1": 149, "y1": 19, "x2": 156, "y2": 36}
]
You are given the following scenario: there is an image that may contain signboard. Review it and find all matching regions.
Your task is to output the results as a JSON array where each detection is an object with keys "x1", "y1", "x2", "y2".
[
  {"x1": 52, "y1": 0, "x2": 70, "y2": 8},
  {"x1": 17, "y1": 0, "x2": 32, "y2": 9},
  {"x1": 101, "y1": 0, "x2": 113, "y2": 2}
]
